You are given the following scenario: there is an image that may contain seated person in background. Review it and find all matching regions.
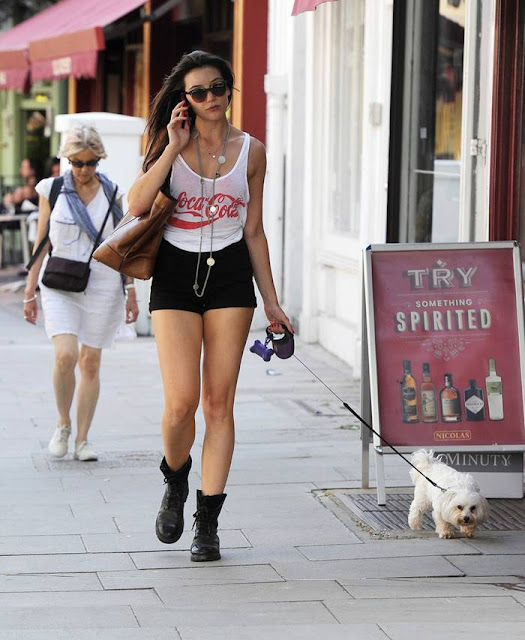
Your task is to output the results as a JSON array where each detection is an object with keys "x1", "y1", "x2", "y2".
[
  {"x1": 45, "y1": 156, "x2": 61, "y2": 178},
  {"x1": 2, "y1": 158, "x2": 42, "y2": 213}
]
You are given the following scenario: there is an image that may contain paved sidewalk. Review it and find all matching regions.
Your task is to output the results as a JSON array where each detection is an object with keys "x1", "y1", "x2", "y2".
[{"x1": 0, "y1": 286, "x2": 525, "y2": 639}]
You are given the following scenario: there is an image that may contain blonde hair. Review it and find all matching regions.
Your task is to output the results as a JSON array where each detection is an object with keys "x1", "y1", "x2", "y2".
[{"x1": 59, "y1": 125, "x2": 107, "y2": 159}]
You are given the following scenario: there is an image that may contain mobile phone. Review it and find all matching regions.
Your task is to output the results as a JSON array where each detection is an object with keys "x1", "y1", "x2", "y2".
[
  {"x1": 180, "y1": 93, "x2": 186, "y2": 129},
  {"x1": 180, "y1": 93, "x2": 196, "y2": 130}
]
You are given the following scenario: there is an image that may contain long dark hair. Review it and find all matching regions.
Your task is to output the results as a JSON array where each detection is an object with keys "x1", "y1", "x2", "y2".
[{"x1": 143, "y1": 50, "x2": 234, "y2": 172}]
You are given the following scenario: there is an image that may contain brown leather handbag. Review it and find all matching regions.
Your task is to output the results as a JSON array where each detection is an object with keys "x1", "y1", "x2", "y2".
[{"x1": 93, "y1": 189, "x2": 176, "y2": 280}]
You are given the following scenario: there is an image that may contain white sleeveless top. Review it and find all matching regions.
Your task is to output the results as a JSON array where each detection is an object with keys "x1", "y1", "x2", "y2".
[{"x1": 163, "y1": 132, "x2": 251, "y2": 252}]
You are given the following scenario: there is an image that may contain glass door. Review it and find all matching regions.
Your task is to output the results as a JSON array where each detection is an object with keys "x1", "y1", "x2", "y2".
[{"x1": 388, "y1": 0, "x2": 467, "y2": 243}]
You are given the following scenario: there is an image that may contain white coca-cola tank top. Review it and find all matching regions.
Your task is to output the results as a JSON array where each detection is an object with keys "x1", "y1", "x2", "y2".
[{"x1": 163, "y1": 132, "x2": 251, "y2": 252}]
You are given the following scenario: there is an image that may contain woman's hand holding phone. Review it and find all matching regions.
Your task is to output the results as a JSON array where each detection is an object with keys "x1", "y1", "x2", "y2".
[{"x1": 167, "y1": 99, "x2": 190, "y2": 152}]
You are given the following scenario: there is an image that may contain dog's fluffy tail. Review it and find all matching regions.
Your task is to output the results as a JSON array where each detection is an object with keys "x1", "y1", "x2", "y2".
[{"x1": 409, "y1": 449, "x2": 436, "y2": 484}]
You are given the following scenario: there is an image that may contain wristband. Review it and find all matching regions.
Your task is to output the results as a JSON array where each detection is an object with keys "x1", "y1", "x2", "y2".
[{"x1": 23, "y1": 294, "x2": 37, "y2": 304}]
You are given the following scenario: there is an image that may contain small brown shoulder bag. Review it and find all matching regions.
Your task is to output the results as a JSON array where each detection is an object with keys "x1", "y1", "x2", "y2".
[{"x1": 93, "y1": 189, "x2": 176, "y2": 280}]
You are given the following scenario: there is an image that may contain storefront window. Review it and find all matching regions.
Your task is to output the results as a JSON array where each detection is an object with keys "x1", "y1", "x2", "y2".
[
  {"x1": 322, "y1": 0, "x2": 364, "y2": 237},
  {"x1": 389, "y1": 0, "x2": 466, "y2": 243}
]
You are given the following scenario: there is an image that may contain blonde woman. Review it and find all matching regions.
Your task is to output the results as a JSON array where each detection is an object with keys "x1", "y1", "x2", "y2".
[{"x1": 24, "y1": 126, "x2": 139, "y2": 461}]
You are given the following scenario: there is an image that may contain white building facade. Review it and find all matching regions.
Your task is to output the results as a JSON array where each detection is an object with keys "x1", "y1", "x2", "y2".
[{"x1": 263, "y1": 0, "x2": 496, "y2": 374}]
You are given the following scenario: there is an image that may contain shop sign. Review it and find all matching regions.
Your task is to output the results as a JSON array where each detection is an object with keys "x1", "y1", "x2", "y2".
[
  {"x1": 51, "y1": 57, "x2": 72, "y2": 77},
  {"x1": 364, "y1": 242, "x2": 525, "y2": 449}
]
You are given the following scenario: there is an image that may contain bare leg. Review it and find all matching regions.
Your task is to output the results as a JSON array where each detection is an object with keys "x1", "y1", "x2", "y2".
[
  {"x1": 76, "y1": 345, "x2": 102, "y2": 444},
  {"x1": 201, "y1": 307, "x2": 254, "y2": 495},
  {"x1": 52, "y1": 334, "x2": 78, "y2": 428},
  {"x1": 152, "y1": 310, "x2": 203, "y2": 471}
]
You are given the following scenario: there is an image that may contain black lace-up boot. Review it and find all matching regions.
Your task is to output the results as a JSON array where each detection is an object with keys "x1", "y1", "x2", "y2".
[
  {"x1": 190, "y1": 489, "x2": 227, "y2": 562},
  {"x1": 155, "y1": 455, "x2": 192, "y2": 544}
]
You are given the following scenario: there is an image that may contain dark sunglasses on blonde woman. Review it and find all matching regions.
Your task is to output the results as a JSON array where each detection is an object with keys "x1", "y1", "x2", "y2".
[
  {"x1": 69, "y1": 159, "x2": 99, "y2": 168},
  {"x1": 184, "y1": 81, "x2": 227, "y2": 103}
]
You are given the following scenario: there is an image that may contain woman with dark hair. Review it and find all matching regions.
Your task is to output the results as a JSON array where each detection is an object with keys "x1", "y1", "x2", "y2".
[{"x1": 128, "y1": 50, "x2": 293, "y2": 562}]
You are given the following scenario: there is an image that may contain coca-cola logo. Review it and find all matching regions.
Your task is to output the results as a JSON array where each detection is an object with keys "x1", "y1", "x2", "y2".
[{"x1": 170, "y1": 191, "x2": 246, "y2": 230}]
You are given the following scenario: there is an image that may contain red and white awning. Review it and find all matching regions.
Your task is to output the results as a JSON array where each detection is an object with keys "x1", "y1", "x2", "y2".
[
  {"x1": 292, "y1": 0, "x2": 338, "y2": 17},
  {"x1": 0, "y1": 0, "x2": 146, "y2": 89}
]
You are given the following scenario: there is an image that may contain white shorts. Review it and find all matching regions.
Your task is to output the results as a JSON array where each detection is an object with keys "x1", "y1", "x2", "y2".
[{"x1": 40, "y1": 259, "x2": 125, "y2": 349}]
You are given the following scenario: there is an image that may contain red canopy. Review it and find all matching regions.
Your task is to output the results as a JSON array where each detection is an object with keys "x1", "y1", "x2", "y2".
[
  {"x1": 0, "y1": 12, "x2": 41, "y2": 90},
  {"x1": 0, "y1": 0, "x2": 145, "y2": 89},
  {"x1": 291, "y1": 0, "x2": 338, "y2": 16}
]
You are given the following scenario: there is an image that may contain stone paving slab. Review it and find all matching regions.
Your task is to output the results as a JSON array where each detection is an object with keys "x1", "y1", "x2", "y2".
[
  {"x1": 241, "y1": 526, "x2": 361, "y2": 546},
  {"x1": 325, "y1": 595, "x2": 525, "y2": 624},
  {"x1": 0, "y1": 535, "x2": 85, "y2": 555},
  {"x1": 382, "y1": 622, "x2": 525, "y2": 640},
  {"x1": 466, "y1": 532, "x2": 525, "y2": 555},
  {"x1": 341, "y1": 577, "x2": 513, "y2": 598},
  {"x1": 155, "y1": 579, "x2": 351, "y2": 605},
  {"x1": 0, "y1": 632, "x2": 179, "y2": 640},
  {"x1": 0, "y1": 588, "x2": 161, "y2": 607},
  {"x1": 82, "y1": 529, "x2": 251, "y2": 553},
  {"x1": 98, "y1": 564, "x2": 284, "y2": 590},
  {"x1": 0, "y1": 573, "x2": 102, "y2": 593},
  {"x1": 0, "y1": 515, "x2": 119, "y2": 536},
  {"x1": 130, "y1": 546, "x2": 308, "y2": 569},
  {"x1": 0, "y1": 605, "x2": 138, "y2": 629},
  {"x1": 0, "y1": 504, "x2": 74, "y2": 519},
  {"x1": 272, "y1": 556, "x2": 464, "y2": 581},
  {"x1": 133, "y1": 601, "x2": 337, "y2": 627},
  {"x1": 0, "y1": 489, "x2": 106, "y2": 505},
  {"x1": 177, "y1": 624, "x2": 388, "y2": 640},
  {"x1": 0, "y1": 552, "x2": 135, "y2": 574},
  {"x1": 445, "y1": 554, "x2": 525, "y2": 577},
  {"x1": 297, "y1": 538, "x2": 478, "y2": 561},
  {"x1": 225, "y1": 466, "x2": 347, "y2": 485}
]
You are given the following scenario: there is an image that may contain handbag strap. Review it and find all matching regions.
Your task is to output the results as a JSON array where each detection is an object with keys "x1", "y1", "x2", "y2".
[
  {"x1": 26, "y1": 182, "x2": 118, "y2": 271},
  {"x1": 87, "y1": 185, "x2": 118, "y2": 264},
  {"x1": 26, "y1": 176, "x2": 64, "y2": 271}
]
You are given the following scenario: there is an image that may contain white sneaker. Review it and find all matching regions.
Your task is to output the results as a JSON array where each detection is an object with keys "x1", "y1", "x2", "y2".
[
  {"x1": 74, "y1": 440, "x2": 98, "y2": 462},
  {"x1": 48, "y1": 425, "x2": 71, "y2": 458}
]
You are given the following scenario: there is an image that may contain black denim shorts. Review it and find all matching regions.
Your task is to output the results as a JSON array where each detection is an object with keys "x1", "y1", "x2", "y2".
[{"x1": 149, "y1": 238, "x2": 257, "y2": 315}]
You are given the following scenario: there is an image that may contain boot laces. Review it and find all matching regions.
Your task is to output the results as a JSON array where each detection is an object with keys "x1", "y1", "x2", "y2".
[
  {"x1": 163, "y1": 478, "x2": 184, "y2": 509},
  {"x1": 192, "y1": 506, "x2": 211, "y2": 534}
]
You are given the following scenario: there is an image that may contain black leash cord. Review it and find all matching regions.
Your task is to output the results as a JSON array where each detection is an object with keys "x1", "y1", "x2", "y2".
[{"x1": 292, "y1": 354, "x2": 447, "y2": 493}]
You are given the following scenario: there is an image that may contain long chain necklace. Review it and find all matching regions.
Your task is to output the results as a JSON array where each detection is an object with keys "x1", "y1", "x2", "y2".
[{"x1": 193, "y1": 123, "x2": 231, "y2": 298}]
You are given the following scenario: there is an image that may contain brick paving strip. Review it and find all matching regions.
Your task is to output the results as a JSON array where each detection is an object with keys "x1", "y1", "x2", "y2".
[{"x1": 0, "y1": 280, "x2": 524, "y2": 639}]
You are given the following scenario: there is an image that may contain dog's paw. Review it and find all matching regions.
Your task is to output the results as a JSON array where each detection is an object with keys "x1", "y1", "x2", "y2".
[
  {"x1": 408, "y1": 516, "x2": 423, "y2": 530},
  {"x1": 460, "y1": 526, "x2": 476, "y2": 538},
  {"x1": 437, "y1": 526, "x2": 457, "y2": 539}
]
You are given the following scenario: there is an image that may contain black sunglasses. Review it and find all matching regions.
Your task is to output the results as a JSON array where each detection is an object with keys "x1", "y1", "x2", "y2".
[
  {"x1": 184, "y1": 81, "x2": 228, "y2": 103},
  {"x1": 68, "y1": 159, "x2": 99, "y2": 168}
]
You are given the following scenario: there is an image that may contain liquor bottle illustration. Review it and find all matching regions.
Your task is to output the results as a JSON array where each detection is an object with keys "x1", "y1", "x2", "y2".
[
  {"x1": 440, "y1": 373, "x2": 461, "y2": 422},
  {"x1": 485, "y1": 358, "x2": 504, "y2": 420},
  {"x1": 420, "y1": 363, "x2": 437, "y2": 423},
  {"x1": 400, "y1": 360, "x2": 419, "y2": 423},
  {"x1": 464, "y1": 379, "x2": 485, "y2": 421}
]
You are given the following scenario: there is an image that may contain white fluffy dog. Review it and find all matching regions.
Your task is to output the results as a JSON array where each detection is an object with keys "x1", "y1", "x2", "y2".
[{"x1": 408, "y1": 449, "x2": 489, "y2": 539}]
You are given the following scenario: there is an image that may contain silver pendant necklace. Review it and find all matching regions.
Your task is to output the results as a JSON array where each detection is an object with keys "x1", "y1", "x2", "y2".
[{"x1": 193, "y1": 123, "x2": 231, "y2": 297}]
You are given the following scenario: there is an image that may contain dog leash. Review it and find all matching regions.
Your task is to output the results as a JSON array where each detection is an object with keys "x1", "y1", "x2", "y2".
[
  {"x1": 250, "y1": 325, "x2": 447, "y2": 493},
  {"x1": 291, "y1": 353, "x2": 448, "y2": 493}
]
